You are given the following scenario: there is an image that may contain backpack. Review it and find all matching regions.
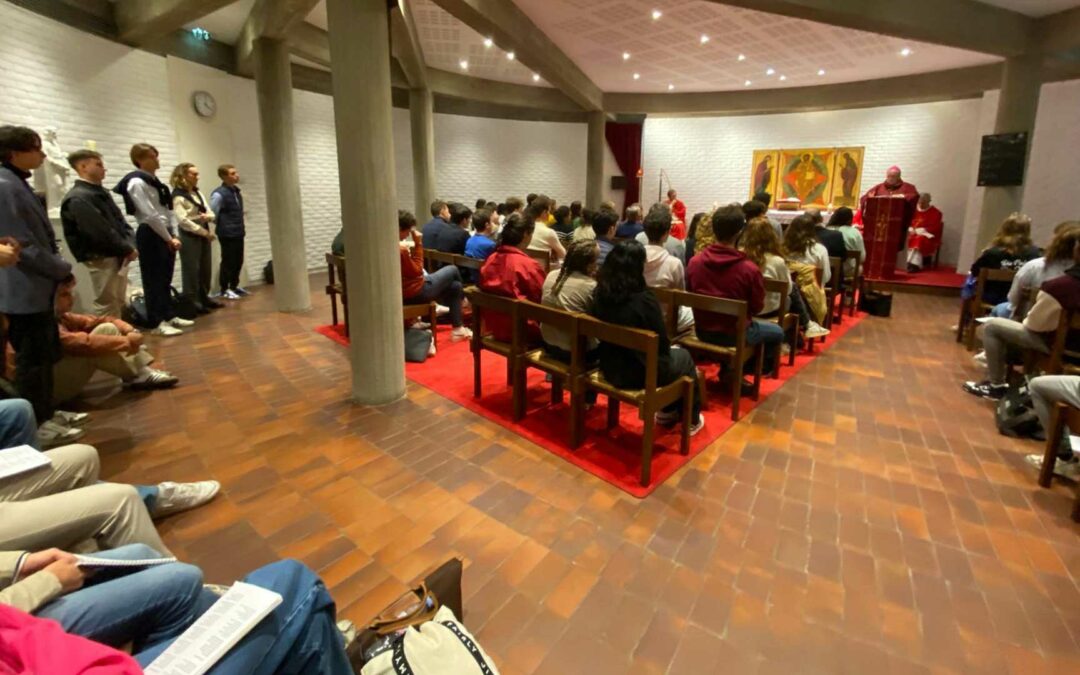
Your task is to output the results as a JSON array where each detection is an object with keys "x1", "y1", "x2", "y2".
[
  {"x1": 995, "y1": 379, "x2": 1043, "y2": 439},
  {"x1": 124, "y1": 292, "x2": 151, "y2": 328},
  {"x1": 170, "y1": 286, "x2": 199, "y2": 320}
]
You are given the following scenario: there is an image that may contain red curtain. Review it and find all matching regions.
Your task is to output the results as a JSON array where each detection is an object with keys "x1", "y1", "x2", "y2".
[{"x1": 605, "y1": 121, "x2": 642, "y2": 214}]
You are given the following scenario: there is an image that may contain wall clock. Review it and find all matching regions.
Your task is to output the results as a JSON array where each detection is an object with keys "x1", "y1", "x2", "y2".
[{"x1": 192, "y1": 90, "x2": 217, "y2": 118}]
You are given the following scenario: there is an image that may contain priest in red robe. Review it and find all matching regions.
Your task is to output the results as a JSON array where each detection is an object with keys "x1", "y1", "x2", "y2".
[
  {"x1": 860, "y1": 166, "x2": 919, "y2": 250},
  {"x1": 665, "y1": 188, "x2": 687, "y2": 240},
  {"x1": 905, "y1": 192, "x2": 944, "y2": 272}
]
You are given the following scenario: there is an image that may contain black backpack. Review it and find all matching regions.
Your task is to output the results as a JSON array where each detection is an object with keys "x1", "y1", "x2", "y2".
[
  {"x1": 170, "y1": 286, "x2": 199, "y2": 320},
  {"x1": 996, "y1": 379, "x2": 1043, "y2": 439},
  {"x1": 124, "y1": 292, "x2": 151, "y2": 328}
]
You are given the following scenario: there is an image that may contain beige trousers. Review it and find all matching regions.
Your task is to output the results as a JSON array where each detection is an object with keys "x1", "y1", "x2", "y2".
[
  {"x1": 84, "y1": 257, "x2": 129, "y2": 318},
  {"x1": 53, "y1": 324, "x2": 153, "y2": 404},
  {"x1": 0, "y1": 444, "x2": 170, "y2": 555}
]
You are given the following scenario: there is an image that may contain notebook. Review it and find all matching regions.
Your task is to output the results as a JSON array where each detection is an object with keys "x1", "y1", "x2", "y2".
[
  {"x1": 0, "y1": 445, "x2": 51, "y2": 481},
  {"x1": 75, "y1": 554, "x2": 178, "y2": 569},
  {"x1": 144, "y1": 582, "x2": 282, "y2": 675}
]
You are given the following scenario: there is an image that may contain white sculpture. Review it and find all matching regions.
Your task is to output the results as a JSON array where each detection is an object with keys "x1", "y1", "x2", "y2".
[{"x1": 36, "y1": 127, "x2": 70, "y2": 217}]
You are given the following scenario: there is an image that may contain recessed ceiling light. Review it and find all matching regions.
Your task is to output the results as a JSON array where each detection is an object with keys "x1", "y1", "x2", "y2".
[
  {"x1": 817, "y1": 68, "x2": 826, "y2": 76},
  {"x1": 668, "y1": 83, "x2": 675, "y2": 91},
  {"x1": 700, "y1": 34, "x2": 709, "y2": 44},
  {"x1": 532, "y1": 73, "x2": 540, "y2": 82},
  {"x1": 900, "y1": 47, "x2": 912, "y2": 56},
  {"x1": 766, "y1": 67, "x2": 775, "y2": 76},
  {"x1": 483, "y1": 37, "x2": 493, "y2": 48},
  {"x1": 623, "y1": 51, "x2": 631, "y2": 61},
  {"x1": 506, "y1": 51, "x2": 515, "y2": 60},
  {"x1": 651, "y1": 9, "x2": 662, "y2": 20},
  {"x1": 459, "y1": 59, "x2": 468, "y2": 70},
  {"x1": 737, "y1": 54, "x2": 746, "y2": 61},
  {"x1": 633, "y1": 72, "x2": 641, "y2": 80},
  {"x1": 744, "y1": 79, "x2": 752, "y2": 86},
  {"x1": 779, "y1": 75, "x2": 787, "y2": 81}
]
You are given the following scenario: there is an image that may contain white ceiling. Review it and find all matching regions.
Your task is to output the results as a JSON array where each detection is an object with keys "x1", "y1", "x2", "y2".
[
  {"x1": 183, "y1": 0, "x2": 256, "y2": 44},
  {"x1": 974, "y1": 0, "x2": 1080, "y2": 16},
  {"x1": 512, "y1": 0, "x2": 999, "y2": 93}
]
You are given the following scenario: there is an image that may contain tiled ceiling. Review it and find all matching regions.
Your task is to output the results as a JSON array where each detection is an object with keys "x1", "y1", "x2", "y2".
[
  {"x1": 183, "y1": 0, "x2": 257, "y2": 44},
  {"x1": 512, "y1": 0, "x2": 1000, "y2": 93},
  {"x1": 974, "y1": 0, "x2": 1080, "y2": 16}
]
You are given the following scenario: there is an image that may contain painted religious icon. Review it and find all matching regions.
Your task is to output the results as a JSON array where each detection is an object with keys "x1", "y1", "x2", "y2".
[
  {"x1": 779, "y1": 149, "x2": 835, "y2": 207},
  {"x1": 748, "y1": 150, "x2": 779, "y2": 200},
  {"x1": 829, "y1": 147, "x2": 865, "y2": 208}
]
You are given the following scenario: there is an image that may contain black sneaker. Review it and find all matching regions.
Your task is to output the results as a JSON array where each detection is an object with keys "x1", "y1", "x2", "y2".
[{"x1": 963, "y1": 380, "x2": 1007, "y2": 400}]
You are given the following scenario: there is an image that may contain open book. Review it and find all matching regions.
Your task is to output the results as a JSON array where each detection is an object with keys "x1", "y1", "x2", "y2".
[
  {"x1": 144, "y1": 582, "x2": 283, "y2": 675},
  {"x1": 75, "y1": 554, "x2": 178, "y2": 569},
  {"x1": 0, "y1": 445, "x2": 51, "y2": 481}
]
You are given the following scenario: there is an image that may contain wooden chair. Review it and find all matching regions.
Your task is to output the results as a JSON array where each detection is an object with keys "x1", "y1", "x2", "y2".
[
  {"x1": 512, "y1": 301, "x2": 591, "y2": 445},
  {"x1": 823, "y1": 256, "x2": 844, "y2": 329},
  {"x1": 463, "y1": 287, "x2": 524, "y2": 397},
  {"x1": 763, "y1": 278, "x2": 799, "y2": 377},
  {"x1": 655, "y1": 288, "x2": 762, "y2": 421},
  {"x1": 577, "y1": 315, "x2": 694, "y2": 487},
  {"x1": 1037, "y1": 401, "x2": 1080, "y2": 522},
  {"x1": 325, "y1": 253, "x2": 349, "y2": 336},
  {"x1": 525, "y1": 248, "x2": 551, "y2": 273},
  {"x1": 423, "y1": 249, "x2": 457, "y2": 273},
  {"x1": 842, "y1": 250, "x2": 863, "y2": 318},
  {"x1": 957, "y1": 268, "x2": 1017, "y2": 351}
]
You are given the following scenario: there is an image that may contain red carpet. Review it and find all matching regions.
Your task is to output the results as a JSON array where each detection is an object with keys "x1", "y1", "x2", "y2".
[
  {"x1": 316, "y1": 314, "x2": 866, "y2": 497},
  {"x1": 874, "y1": 266, "x2": 965, "y2": 289}
]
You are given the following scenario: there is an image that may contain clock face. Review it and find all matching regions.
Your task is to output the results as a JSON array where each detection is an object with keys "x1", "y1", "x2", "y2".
[{"x1": 192, "y1": 91, "x2": 216, "y2": 118}]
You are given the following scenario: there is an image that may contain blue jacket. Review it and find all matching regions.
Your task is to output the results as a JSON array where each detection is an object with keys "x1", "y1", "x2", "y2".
[
  {"x1": 0, "y1": 164, "x2": 73, "y2": 314},
  {"x1": 211, "y1": 184, "x2": 245, "y2": 238},
  {"x1": 421, "y1": 217, "x2": 448, "y2": 249},
  {"x1": 425, "y1": 220, "x2": 469, "y2": 255},
  {"x1": 464, "y1": 234, "x2": 496, "y2": 260},
  {"x1": 615, "y1": 220, "x2": 644, "y2": 239}
]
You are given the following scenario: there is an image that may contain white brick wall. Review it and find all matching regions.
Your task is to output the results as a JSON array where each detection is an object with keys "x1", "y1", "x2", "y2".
[
  {"x1": 1022, "y1": 79, "x2": 1080, "y2": 246},
  {"x1": 642, "y1": 100, "x2": 985, "y2": 266}
]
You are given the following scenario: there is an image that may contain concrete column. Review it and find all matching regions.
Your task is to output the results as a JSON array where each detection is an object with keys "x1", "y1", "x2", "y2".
[
  {"x1": 976, "y1": 53, "x2": 1042, "y2": 248},
  {"x1": 252, "y1": 37, "x2": 311, "y2": 312},
  {"x1": 326, "y1": 0, "x2": 406, "y2": 405},
  {"x1": 586, "y1": 111, "x2": 606, "y2": 208},
  {"x1": 409, "y1": 87, "x2": 436, "y2": 221}
]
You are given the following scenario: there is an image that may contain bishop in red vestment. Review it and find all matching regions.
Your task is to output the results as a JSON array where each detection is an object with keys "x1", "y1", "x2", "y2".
[
  {"x1": 665, "y1": 189, "x2": 687, "y2": 240},
  {"x1": 860, "y1": 166, "x2": 919, "y2": 250},
  {"x1": 905, "y1": 192, "x2": 944, "y2": 271}
]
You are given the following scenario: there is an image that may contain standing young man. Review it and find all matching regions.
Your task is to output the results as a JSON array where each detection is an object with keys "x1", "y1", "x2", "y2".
[
  {"x1": 60, "y1": 150, "x2": 137, "y2": 318},
  {"x1": 0, "y1": 126, "x2": 79, "y2": 447},
  {"x1": 210, "y1": 164, "x2": 248, "y2": 299},
  {"x1": 113, "y1": 144, "x2": 193, "y2": 336}
]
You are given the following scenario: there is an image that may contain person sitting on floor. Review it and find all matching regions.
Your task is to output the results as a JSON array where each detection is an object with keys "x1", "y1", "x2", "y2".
[
  {"x1": 591, "y1": 241, "x2": 703, "y2": 434},
  {"x1": 827, "y1": 206, "x2": 866, "y2": 276},
  {"x1": 525, "y1": 195, "x2": 565, "y2": 267},
  {"x1": 592, "y1": 208, "x2": 619, "y2": 267},
  {"x1": 636, "y1": 203, "x2": 686, "y2": 265},
  {"x1": 541, "y1": 239, "x2": 599, "y2": 364},
  {"x1": 640, "y1": 205, "x2": 693, "y2": 334},
  {"x1": 964, "y1": 239, "x2": 1080, "y2": 400},
  {"x1": 905, "y1": 192, "x2": 944, "y2": 272},
  {"x1": 464, "y1": 208, "x2": 498, "y2": 262},
  {"x1": 615, "y1": 204, "x2": 645, "y2": 239},
  {"x1": 479, "y1": 214, "x2": 545, "y2": 343},
  {"x1": 572, "y1": 208, "x2": 596, "y2": 243},
  {"x1": 991, "y1": 221, "x2": 1080, "y2": 319},
  {"x1": 52, "y1": 275, "x2": 177, "y2": 406},
  {"x1": 399, "y1": 211, "x2": 471, "y2": 343},
  {"x1": 0, "y1": 544, "x2": 354, "y2": 672},
  {"x1": 964, "y1": 212, "x2": 1042, "y2": 307},
  {"x1": 0, "y1": 398, "x2": 219, "y2": 553},
  {"x1": 782, "y1": 214, "x2": 831, "y2": 334},
  {"x1": 1023, "y1": 375, "x2": 1080, "y2": 479},
  {"x1": 688, "y1": 205, "x2": 785, "y2": 378}
]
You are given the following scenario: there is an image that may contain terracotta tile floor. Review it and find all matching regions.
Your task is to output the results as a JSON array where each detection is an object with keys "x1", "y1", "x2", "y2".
[{"x1": 80, "y1": 278, "x2": 1080, "y2": 674}]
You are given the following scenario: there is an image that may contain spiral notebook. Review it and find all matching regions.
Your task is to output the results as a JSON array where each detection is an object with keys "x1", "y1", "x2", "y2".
[
  {"x1": 0, "y1": 445, "x2": 51, "y2": 481},
  {"x1": 74, "y1": 554, "x2": 178, "y2": 568},
  {"x1": 144, "y1": 582, "x2": 282, "y2": 675}
]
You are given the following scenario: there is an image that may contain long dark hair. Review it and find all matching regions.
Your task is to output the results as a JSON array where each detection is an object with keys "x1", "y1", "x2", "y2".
[
  {"x1": 594, "y1": 240, "x2": 646, "y2": 307},
  {"x1": 553, "y1": 240, "x2": 599, "y2": 296},
  {"x1": 688, "y1": 212, "x2": 708, "y2": 239},
  {"x1": 783, "y1": 215, "x2": 817, "y2": 257},
  {"x1": 498, "y1": 213, "x2": 534, "y2": 247}
]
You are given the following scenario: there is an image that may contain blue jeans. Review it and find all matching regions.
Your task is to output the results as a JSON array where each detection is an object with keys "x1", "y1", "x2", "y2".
[
  {"x1": 136, "y1": 560, "x2": 351, "y2": 675},
  {"x1": 406, "y1": 266, "x2": 464, "y2": 327},
  {"x1": 698, "y1": 319, "x2": 785, "y2": 373},
  {"x1": 34, "y1": 544, "x2": 205, "y2": 654},
  {"x1": 0, "y1": 399, "x2": 38, "y2": 450}
]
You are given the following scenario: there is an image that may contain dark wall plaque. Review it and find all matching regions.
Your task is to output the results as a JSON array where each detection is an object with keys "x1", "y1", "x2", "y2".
[{"x1": 977, "y1": 132, "x2": 1028, "y2": 187}]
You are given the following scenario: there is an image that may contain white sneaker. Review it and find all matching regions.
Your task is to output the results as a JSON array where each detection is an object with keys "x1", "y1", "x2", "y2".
[
  {"x1": 805, "y1": 321, "x2": 830, "y2": 339},
  {"x1": 1024, "y1": 453, "x2": 1080, "y2": 479},
  {"x1": 38, "y1": 420, "x2": 84, "y2": 448},
  {"x1": 689, "y1": 414, "x2": 705, "y2": 436},
  {"x1": 435, "y1": 304, "x2": 450, "y2": 317},
  {"x1": 973, "y1": 350, "x2": 987, "y2": 368},
  {"x1": 169, "y1": 317, "x2": 195, "y2": 328},
  {"x1": 427, "y1": 341, "x2": 437, "y2": 357},
  {"x1": 127, "y1": 368, "x2": 179, "y2": 390},
  {"x1": 223, "y1": 290, "x2": 241, "y2": 300},
  {"x1": 152, "y1": 480, "x2": 221, "y2": 517},
  {"x1": 150, "y1": 322, "x2": 183, "y2": 336},
  {"x1": 52, "y1": 410, "x2": 89, "y2": 426},
  {"x1": 450, "y1": 327, "x2": 473, "y2": 342}
]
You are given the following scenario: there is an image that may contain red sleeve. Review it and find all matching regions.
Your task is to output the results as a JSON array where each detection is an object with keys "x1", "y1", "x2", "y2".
[
  {"x1": 400, "y1": 244, "x2": 423, "y2": 280},
  {"x1": 522, "y1": 260, "x2": 545, "y2": 303}
]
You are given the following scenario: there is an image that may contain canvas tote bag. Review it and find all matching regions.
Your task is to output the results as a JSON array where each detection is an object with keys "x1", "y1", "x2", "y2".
[{"x1": 360, "y1": 606, "x2": 499, "y2": 675}]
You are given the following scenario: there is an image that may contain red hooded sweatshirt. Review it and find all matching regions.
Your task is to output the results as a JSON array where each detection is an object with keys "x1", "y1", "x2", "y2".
[{"x1": 686, "y1": 243, "x2": 764, "y2": 334}]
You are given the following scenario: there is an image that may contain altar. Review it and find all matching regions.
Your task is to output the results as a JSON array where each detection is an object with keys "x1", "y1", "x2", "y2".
[{"x1": 766, "y1": 209, "x2": 834, "y2": 228}]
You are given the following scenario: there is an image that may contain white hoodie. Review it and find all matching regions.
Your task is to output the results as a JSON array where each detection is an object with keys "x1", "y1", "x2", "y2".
[{"x1": 644, "y1": 244, "x2": 694, "y2": 333}]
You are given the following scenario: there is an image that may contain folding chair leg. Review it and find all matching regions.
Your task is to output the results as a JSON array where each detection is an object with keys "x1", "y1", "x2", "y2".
[{"x1": 640, "y1": 411, "x2": 655, "y2": 487}]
